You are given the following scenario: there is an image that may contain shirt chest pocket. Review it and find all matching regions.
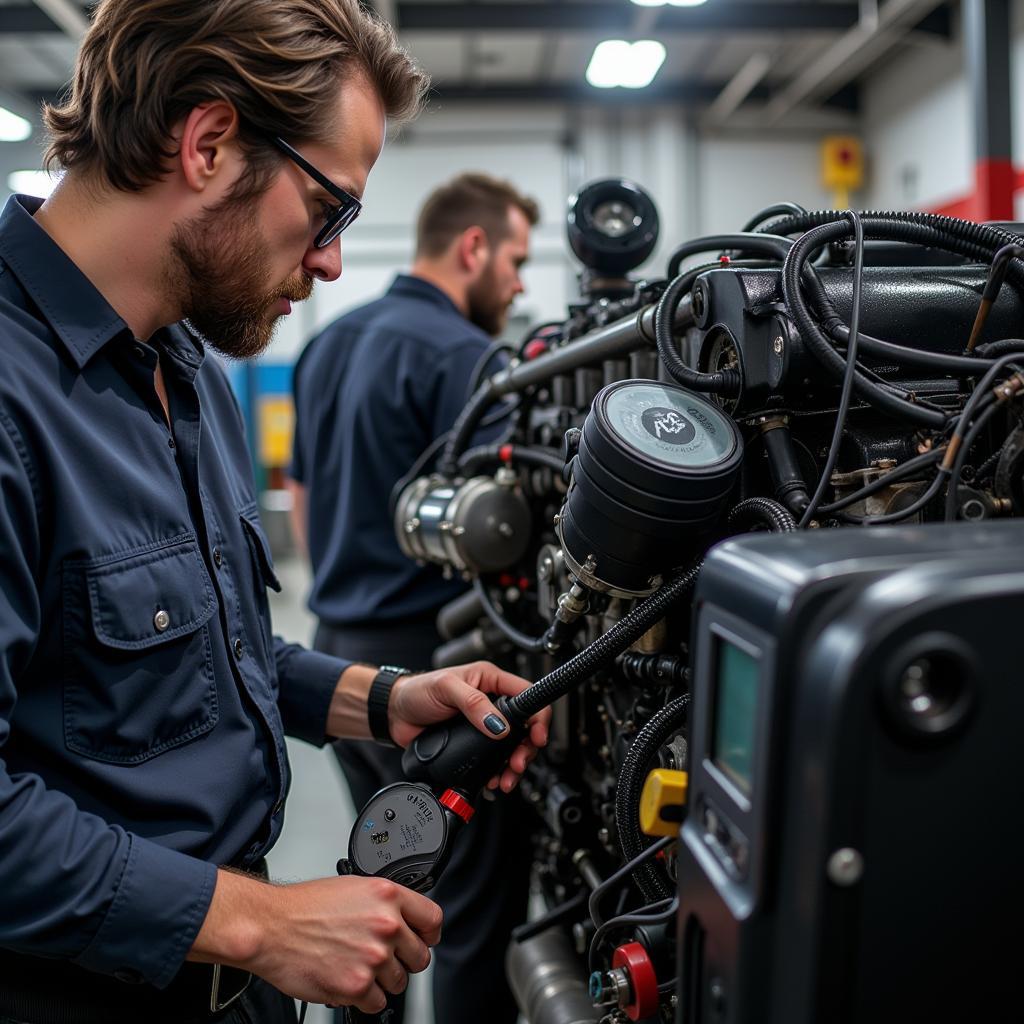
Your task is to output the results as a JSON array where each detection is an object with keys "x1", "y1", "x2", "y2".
[{"x1": 62, "y1": 536, "x2": 219, "y2": 765}]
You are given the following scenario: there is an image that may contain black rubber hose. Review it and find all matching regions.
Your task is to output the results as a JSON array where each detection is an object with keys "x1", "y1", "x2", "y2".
[
  {"x1": 457, "y1": 443, "x2": 566, "y2": 476},
  {"x1": 666, "y1": 232, "x2": 792, "y2": 280},
  {"x1": 615, "y1": 695, "x2": 691, "y2": 903},
  {"x1": 653, "y1": 271, "x2": 741, "y2": 394},
  {"x1": 799, "y1": 260, "x2": 1006, "y2": 376},
  {"x1": 741, "y1": 201, "x2": 808, "y2": 233},
  {"x1": 781, "y1": 219, "x2": 950, "y2": 428},
  {"x1": 974, "y1": 339, "x2": 1024, "y2": 358},
  {"x1": 439, "y1": 382, "x2": 500, "y2": 476},
  {"x1": 508, "y1": 564, "x2": 702, "y2": 720},
  {"x1": 764, "y1": 209, "x2": 1024, "y2": 262},
  {"x1": 726, "y1": 496, "x2": 798, "y2": 533},
  {"x1": 472, "y1": 578, "x2": 546, "y2": 653}
]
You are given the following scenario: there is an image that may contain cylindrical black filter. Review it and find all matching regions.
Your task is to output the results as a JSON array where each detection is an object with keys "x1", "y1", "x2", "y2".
[{"x1": 557, "y1": 379, "x2": 743, "y2": 596}]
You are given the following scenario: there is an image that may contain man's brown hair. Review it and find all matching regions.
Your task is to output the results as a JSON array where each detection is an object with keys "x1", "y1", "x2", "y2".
[
  {"x1": 43, "y1": 0, "x2": 429, "y2": 196},
  {"x1": 416, "y1": 173, "x2": 540, "y2": 258}
]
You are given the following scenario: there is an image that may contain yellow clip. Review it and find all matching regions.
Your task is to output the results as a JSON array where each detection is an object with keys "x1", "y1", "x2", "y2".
[{"x1": 639, "y1": 768, "x2": 688, "y2": 838}]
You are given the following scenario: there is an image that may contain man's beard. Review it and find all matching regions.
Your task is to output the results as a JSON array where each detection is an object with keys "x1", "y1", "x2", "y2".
[
  {"x1": 169, "y1": 196, "x2": 314, "y2": 360},
  {"x1": 466, "y1": 257, "x2": 509, "y2": 337}
]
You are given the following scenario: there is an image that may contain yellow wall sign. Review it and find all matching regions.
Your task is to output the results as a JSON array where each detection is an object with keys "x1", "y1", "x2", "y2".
[
  {"x1": 258, "y1": 396, "x2": 295, "y2": 468},
  {"x1": 822, "y1": 136, "x2": 864, "y2": 190}
]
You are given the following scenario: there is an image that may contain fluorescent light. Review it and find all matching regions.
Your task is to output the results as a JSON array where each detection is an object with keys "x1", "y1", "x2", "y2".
[
  {"x1": 632, "y1": 0, "x2": 709, "y2": 6},
  {"x1": 0, "y1": 106, "x2": 32, "y2": 143},
  {"x1": 8, "y1": 170, "x2": 61, "y2": 199},
  {"x1": 587, "y1": 40, "x2": 667, "y2": 89}
]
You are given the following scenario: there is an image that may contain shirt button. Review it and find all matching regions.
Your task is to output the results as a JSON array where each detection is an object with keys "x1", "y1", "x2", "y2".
[
  {"x1": 213, "y1": 548, "x2": 223, "y2": 568},
  {"x1": 153, "y1": 609, "x2": 170, "y2": 632},
  {"x1": 133, "y1": 346, "x2": 146, "y2": 360},
  {"x1": 167, "y1": 437, "x2": 176, "y2": 449},
  {"x1": 233, "y1": 638, "x2": 244, "y2": 661}
]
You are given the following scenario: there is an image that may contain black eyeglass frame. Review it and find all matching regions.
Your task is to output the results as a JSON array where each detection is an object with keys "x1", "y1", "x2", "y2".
[{"x1": 271, "y1": 136, "x2": 362, "y2": 248}]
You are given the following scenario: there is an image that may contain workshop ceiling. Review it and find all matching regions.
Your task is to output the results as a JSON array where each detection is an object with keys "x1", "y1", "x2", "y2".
[{"x1": 0, "y1": 0, "x2": 956, "y2": 125}]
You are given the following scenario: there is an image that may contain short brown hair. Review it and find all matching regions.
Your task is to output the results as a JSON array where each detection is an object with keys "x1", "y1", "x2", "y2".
[
  {"x1": 44, "y1": 0, "x2": 429, "y2": 195},
  {"x1": 416, "y1": 173, "x2": 540, "y2": 258}
]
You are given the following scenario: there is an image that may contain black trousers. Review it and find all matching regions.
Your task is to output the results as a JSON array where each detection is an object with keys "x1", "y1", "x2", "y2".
[{"x1": 315, "y1": 617, "x2": 532, "y2": 1024}]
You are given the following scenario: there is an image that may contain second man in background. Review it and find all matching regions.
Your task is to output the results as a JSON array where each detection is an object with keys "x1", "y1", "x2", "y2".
[{"x1": 289, "y1": 173, "x2": 540, "y2": 1024}]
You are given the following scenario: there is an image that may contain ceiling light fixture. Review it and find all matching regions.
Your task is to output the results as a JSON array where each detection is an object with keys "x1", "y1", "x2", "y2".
[
  {"x1": 7, "y1": 170, "x2": 60, "y2": 199},
  {"x1": 0, "y1": 106, "x2": 32, "y2": 143},
  {"x1": 586, "y1": 40, "x2": 667, "y2": 89},
  {"x1": 632, "y1": 0, "x2": 709, "y2": 7}
]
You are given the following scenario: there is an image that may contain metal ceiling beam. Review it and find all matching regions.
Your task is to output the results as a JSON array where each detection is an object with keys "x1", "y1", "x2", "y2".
[
  {"x1": 0, "y1": 6, "x2": 62, "y2": 33},
  {"x1": 426, "y1": 81, "x2": 775, "y2": 106},
  {"x1": 397, "y1": 2, "x2": 862, "y2": 34},
  {"x1": 765, "y1": 0, "x2": 949, "y2": 121},
  {"x1": 31, "y1": 0, "x2": 88, "y2": 39}
]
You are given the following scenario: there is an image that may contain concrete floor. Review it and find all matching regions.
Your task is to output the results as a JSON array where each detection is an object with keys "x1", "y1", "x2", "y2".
[{"x1": 266, "y1": 555, "x2": 435, "y2": 1024}]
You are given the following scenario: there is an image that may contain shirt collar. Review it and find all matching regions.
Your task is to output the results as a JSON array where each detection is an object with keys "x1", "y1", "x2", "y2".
[
  {"x1": 388, "y1": 273, "x2": 465, "y2": 318},
  {"x1": 0, "y1": 194, "x2": 134, "y2": 370}
]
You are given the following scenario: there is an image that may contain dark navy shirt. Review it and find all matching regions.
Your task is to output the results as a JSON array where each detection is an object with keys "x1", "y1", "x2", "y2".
[
  {"x1": 0, "y1": 196, "x2": 350, "y2": 988},
  {"x1": 291, "y1": 275, "x2": 498, "y2": 625}
]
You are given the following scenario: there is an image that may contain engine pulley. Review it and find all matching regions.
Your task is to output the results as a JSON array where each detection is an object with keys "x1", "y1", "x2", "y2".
[{"x1": 558, "y1": 379, "x2": 743, "y2": 596}]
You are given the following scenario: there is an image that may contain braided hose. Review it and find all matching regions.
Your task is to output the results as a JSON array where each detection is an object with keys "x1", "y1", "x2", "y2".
[
  {"x1": 508, "y1": 564, "x2": 702, "y2": 720},
  {"x1": 614, "y1": 694, "x2": 691, "y2": 903},
  {"x1": 727, "y1": 497, "x2": 798, "y2": 533}
]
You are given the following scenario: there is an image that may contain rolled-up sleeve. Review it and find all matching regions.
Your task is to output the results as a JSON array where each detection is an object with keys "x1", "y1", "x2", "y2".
[{"x1": 0, "y1": 412, "x2": 216, "y2": 988}]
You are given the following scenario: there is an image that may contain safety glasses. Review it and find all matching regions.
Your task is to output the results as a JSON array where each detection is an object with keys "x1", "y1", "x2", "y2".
[{"x1": 271, "y1": 136, "x2": 362, "y2": 248}]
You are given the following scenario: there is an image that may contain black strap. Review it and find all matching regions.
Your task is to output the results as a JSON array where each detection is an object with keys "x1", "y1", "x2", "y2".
[{"x1": 366, "y1": 666, "x2": 410, "y2": 746}]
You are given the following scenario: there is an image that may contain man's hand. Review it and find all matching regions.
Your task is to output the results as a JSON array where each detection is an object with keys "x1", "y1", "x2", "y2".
[
  {"x1": 190, "y1": 870, "x2": 441, "y2": 1013},
  {"x1": 388, "y1": 661, "x2": 550, "y2": 793}
]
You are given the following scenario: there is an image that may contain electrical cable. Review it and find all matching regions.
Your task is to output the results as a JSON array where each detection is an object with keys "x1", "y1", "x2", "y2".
[
  {"x1": 472, "y1": 577, "x2": 547, "y2": 653},
  {"x1": 799, "y1": 211, "x2": 865, "y2": 527},
  {"x1": 588, "y1": 835, "x2": 676, "y2": 930},
  {"x1": 943, "y1": 401, "x2": 1005, "y2": 520},
  {"x1": 588, "y1": 897, "x2": 679, "y2": 974},
  {"x1": 817, "y1": 447, "x2": 945, "y2": 515},
  {"x1": 781, "y1": 217, "x2": 951, "y2": 429},
  {"x1": 468, "y1": 340, "x2": 515, "y2": 394},
  {"x1": 386, "y1": 399, "x2": 519, "y2": 520},
  {"x1": 666, "y1": 232, "x2": 791, "y2": 279}
]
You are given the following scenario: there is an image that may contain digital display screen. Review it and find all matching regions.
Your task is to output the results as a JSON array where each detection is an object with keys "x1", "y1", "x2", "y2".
[{"x1": 712, "y1": 638, "x2": 759, "y2": 796}]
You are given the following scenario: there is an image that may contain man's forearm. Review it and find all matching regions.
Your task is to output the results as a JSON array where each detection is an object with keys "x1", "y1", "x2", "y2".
[
  {"x1": 187, "y1": 868, "x2": 270, "y2": 969},
  {"x1": 326, "y1": 663, "x2": 377, "y2": 739}
]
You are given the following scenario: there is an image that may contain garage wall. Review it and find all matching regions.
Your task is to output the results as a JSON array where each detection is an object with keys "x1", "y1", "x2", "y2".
[{"x1": 862, "y1": 0, "x2": 1024, "y2": 215}]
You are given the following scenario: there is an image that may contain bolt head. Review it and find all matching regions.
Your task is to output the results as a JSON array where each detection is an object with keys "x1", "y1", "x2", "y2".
[{"x1": 827, "y1": 847, "x2": 864, "y2": 885}]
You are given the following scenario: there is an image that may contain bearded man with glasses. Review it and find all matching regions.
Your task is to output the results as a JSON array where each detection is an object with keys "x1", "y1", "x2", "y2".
[{"x1": 0, "y1": 2, "x2": 549, "y2": 1023}]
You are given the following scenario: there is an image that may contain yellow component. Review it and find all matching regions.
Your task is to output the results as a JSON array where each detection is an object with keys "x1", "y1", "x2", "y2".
[
  {"x1": 821, "y1": 135, "x2": 864, "y2": 209},
  {"x1": 258, "y1": 396, "x2": 295, "y2": 468},
  {"x1": 639, "y1": 768, "x2": 688, "y2": 838}
]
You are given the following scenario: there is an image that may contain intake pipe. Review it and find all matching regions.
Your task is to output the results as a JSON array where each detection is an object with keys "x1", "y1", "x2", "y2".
[{"x1": 506, "y1": 927, "x2": 599, "y2": 1024}]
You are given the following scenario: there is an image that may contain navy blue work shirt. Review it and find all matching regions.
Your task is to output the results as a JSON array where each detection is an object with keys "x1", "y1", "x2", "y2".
[
  {"x1": 0, "y1": 196, "x2": 351, "y2": 988},
  {"x1": 291, "y1": 274, "x2": 500, "y2": 625}
]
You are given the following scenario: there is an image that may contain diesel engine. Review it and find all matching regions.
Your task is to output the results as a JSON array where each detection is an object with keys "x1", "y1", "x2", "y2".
[{"x1": 391, "y1": 181, "x2": 1024, "y2": 1024}]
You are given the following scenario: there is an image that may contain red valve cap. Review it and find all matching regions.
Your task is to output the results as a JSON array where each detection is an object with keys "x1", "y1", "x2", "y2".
[
  {"x1": 612, "y1": 941, "x2": 659, "y2": 1021},
  {"x1": 439, "y1": 789, "x2": 475, "y2": 823}
]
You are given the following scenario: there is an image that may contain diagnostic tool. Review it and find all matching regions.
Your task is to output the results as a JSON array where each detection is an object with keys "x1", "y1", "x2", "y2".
[{"x1": 677, "y1": 521, "x2": 1024, "y2": 1024}]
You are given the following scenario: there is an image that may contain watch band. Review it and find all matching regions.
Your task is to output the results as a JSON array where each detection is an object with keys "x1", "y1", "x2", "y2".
[{"x1": 367, "y1": 665, "x2": 410, "y2": 746}]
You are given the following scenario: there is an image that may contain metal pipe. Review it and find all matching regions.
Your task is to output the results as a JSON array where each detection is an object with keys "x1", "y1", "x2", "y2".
[
  {"x1": 488, "y1": 297, "x2": 692, "y2": 397},
  {"x1": 506, "y1": 928, "x2": 598, "y2": 1024},
  {"x1": 31, "y1": 0, "x2": 88, "y2": 39}
]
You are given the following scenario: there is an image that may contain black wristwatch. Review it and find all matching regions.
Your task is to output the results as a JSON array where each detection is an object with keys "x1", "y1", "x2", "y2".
[{"x1": 367, "y1": 665, "x2": 411, "y2": 746}]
